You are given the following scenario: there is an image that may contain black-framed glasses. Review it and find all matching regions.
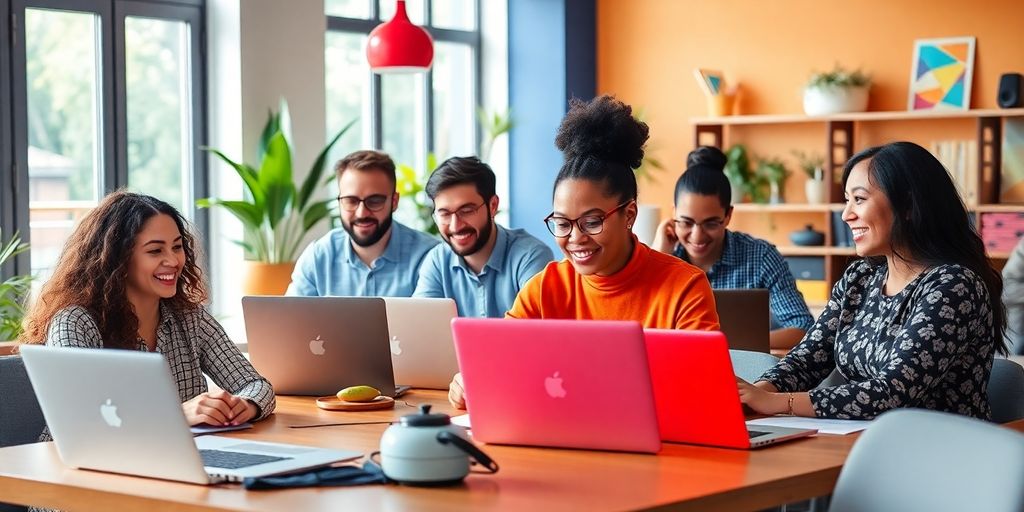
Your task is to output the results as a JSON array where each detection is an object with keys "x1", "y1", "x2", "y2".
[
  {"x1": 672, "y1": 217, "x2": 725, "y2": 232},
  {"x1": 433, "y1": 202, "x2": 486, "y2": 224},
  {"x1": 336, "y1": 194, "x2": 390, "y2": 212},
  {"x1": 544, "y1": 201, "x2": 632, "y2": 238}
]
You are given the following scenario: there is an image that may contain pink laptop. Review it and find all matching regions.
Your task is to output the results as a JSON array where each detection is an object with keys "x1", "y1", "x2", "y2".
[
  {"x1": 451, "y1": 318, "x2": 662, "y2": 454},
  {"x1": 644, "y1": 329, "x2": 816, "y2": 449}
]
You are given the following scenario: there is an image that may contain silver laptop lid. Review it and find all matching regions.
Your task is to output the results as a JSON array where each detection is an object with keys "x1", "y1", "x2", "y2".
[
  {"x1": 20, "y1": 345, "x2": 362, "y2": 484},
  {"x1": 713, "y1": 289, "x2": 771, "y2": 353},
  {"x1": 383, "y1": 297, "x2": 459, "y2": 389},
  {"x1": 243, "y1": 296, "x2": 396, "y2": 396},
  {"x1": 21, "y1": 345, "x2": 213, "y2": 484}
]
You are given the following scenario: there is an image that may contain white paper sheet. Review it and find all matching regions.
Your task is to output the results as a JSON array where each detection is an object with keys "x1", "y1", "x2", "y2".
[
  {"x1": 450, "y1": 414, "x2": 471, "y2": 429},
  {"x1": 746, "y1": 416, "x2": 872, "y2": 435}
]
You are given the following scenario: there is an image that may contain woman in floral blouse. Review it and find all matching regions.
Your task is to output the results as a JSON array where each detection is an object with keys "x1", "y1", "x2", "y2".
[{"x1": 738, "y1": 141, "x2": 1006, "y2": 420}]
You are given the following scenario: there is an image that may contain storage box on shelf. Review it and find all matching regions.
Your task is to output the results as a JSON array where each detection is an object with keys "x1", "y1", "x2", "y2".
[{"x1": 695, "y1": 108, "x2": 1024, "y2": 289}]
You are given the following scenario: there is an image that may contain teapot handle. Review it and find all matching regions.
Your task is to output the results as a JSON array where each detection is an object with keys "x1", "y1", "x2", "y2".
[{"x1": 436, "y1": 431, "x2": 499, "y2": 474}]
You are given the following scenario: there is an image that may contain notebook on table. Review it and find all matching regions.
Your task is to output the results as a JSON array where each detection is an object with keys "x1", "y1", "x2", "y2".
[
  {"x1": 643, "y1": 329, "x2": 816, "y2": 449},
  {"x1": 451, "y1": 318, "x2": 662, "y2": 454},
  {"x1": 20, "y1": 345, "x2": 360, "y2": 484}
]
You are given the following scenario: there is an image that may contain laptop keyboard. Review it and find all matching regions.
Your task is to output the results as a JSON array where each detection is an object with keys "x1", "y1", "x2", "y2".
[
  {"x1": 199, "y1": 449, "x2": 291, "y2": 469},
  {"x1": 747, "y1": 430, "x2": 771, "y2": 439}
]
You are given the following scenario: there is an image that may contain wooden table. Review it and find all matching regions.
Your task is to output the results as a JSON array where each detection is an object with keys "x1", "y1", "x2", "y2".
[{"x1": 0, "y1": 390, "x2": 862, "y2": 511}]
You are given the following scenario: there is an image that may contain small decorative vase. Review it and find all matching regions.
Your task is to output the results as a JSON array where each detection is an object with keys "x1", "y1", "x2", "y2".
[
  {"x1": 728, "y1": 177, "x2": 746, "y2": 204},
  {"x1": 805, "y1": 178, "x2": 825, "y2": 204},
  {"x1": 769, "y1": 181, "x2": 783, "y2": 204},
  {"x1": 789, "y1": 225, "x2": 826, "y2": 246},
  {"x1": 242, "y1": 261, "x2": 296, "y2": 295}
]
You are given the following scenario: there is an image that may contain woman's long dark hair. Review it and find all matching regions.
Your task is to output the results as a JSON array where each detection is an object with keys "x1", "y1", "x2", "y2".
[
  {"x1": 553, "y1": 95, "x2": 648, "y2": 202},
  {"x1": 20, "y1": 190, "x2": 208, "y2": 349},
  {"x1": 843, "y1": 142, "x2": 1007, "y2": 353}
]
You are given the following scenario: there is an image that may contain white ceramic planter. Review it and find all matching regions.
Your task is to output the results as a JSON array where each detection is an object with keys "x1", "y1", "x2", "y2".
[
  {"x1": 803, "y1": 85, "x2": 869, "y2": 116},
  {"x1": 805, "y1": 179, "x2": 826, "y2": 204}
]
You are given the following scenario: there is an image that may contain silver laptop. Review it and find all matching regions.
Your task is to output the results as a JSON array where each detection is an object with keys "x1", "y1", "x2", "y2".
[
  {"x1": 243, "y1": 296, "x2": 397, "y2": 396},
  {"x1": 713, "y1": 289, "x2": 771, "y2": 353},
  {"x1": 19, "y1": 345, "x2": 360, "y2": 485},
  {"x1": 383, "y1": 297, "x2": 459, "y2": 389}
]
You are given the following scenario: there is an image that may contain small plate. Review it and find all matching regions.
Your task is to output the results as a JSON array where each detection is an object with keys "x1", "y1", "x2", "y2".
[{"x1": 315, "y1": 395, "x2": 395, "y2": 411}]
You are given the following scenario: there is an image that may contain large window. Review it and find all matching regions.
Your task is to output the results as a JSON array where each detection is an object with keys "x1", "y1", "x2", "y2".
[
  {"x1": 1, "y1": 0, "x2": 205, "y2": 284},
  {"x1": 324, "y1": 0, "x2": 480, "y2": 194}
]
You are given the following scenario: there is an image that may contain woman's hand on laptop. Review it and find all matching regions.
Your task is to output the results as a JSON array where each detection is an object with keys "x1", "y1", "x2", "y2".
[
  {"x1": 448, "y1": 373, "x2": 466, "y2": 410},
  {"x1": 736, "y1": 378, "x2": 787, "y2": 416},
  {"x1": 182, "y1": 390, "x2": 258, "y2": 426}
]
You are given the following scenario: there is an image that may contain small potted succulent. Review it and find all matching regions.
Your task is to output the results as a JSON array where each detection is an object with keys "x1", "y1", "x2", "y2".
[
  {"x1": 792, "y1": 150, "x2": 827, "y2": 204},
  {"x1": 756, "y1": 157, "x2": 789, "y2": 204},
  {"x1": 803, "y1": 64, "x2": 871, "y2": 116}
]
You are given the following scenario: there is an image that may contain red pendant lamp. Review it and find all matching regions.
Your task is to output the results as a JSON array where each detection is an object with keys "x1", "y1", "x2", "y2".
[{"x1": 366, "y1": 1, "x2": 434, "y2": 74}]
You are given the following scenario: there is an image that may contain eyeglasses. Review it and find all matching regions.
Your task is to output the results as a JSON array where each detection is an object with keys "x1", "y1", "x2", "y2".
[
  {"x1": 544, "y1": 201, "x2": 632, "y2": 238},
  {"x1": 673, "y1": 217, "x2": 725, "y2": 232},
  {"x1": 433, "y1": 202, "x2": 486, "y2": 224},
  {"x1": 337, "y1": 194, "x2": 390, "y2": 212}
]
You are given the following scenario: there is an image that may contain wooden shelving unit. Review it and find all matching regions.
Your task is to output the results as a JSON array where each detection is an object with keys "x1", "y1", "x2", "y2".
[{"x1": 694, "y1": 108, "x2": 1024, "y2": 288}]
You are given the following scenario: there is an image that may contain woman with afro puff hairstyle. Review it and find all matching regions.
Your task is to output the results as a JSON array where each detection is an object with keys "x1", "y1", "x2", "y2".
[{"x1": 447, "y1": 95, "x2": 719, "y2": 409}]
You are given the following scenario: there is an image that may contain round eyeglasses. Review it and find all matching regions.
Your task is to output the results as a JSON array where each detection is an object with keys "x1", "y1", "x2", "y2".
[
  {"x1": 544, "y1": 201, "x2": 632, "y2": 238},
  {"x1": 433, "y1": 202, "x2": 486, "y2": 224}
]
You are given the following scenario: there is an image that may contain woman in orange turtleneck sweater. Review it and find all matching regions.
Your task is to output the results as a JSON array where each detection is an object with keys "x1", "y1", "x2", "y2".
[{"x1": 448, "y1": 95, "x2": 720, "y2": 408}]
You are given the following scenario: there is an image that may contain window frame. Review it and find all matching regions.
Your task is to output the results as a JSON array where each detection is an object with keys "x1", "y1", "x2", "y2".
[
  {"x1": 325, "y1": 0, "x2": 483, "y2": 163},
  {"x1": 3, "y1": 0, "x2": 207, "y2": 278}
]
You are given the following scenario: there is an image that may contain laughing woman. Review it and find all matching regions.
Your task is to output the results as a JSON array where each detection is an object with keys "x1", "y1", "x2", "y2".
[
  {"x1": 20, "y1": 191, "x2": 275, "y2": 428},
  {"x1": 447, "y1": 95, "x2": 720, "y2": 408},
  {"x1": 738, "y1": 142, "x2": 1006, "y2": 420}
]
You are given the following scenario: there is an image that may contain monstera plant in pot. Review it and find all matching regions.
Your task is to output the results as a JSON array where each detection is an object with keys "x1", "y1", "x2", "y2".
[{"x1": 199, "y1": 103, "x2": 355, "y2": 295}]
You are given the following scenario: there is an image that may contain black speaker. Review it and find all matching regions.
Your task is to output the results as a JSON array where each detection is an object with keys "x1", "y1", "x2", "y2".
[{"x1": 998, "y1": 73, "x2": 1022, "y2": 108}]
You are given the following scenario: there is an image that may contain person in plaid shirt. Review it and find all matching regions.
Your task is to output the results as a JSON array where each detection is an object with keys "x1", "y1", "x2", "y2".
[{"x1": 653, "y1": 146, "x2": 813, "y2": 350}]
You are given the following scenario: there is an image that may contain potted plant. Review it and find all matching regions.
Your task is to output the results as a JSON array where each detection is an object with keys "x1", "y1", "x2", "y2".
[
  {"x1": 803, "y1": 64, "x2": 871, "y2": 116},
  {"x1": 724, "y1": 144, "x2": 753, "y2": 203},
  {"x1": 395, "y1": 153, "x2": 440, "y2": 236},
  {"x1": 0, "y1": 230, "x2": 32, "y2": 346},
  {"x1": 792, "y1": 150, "x2": 827, "y2": 204},
  {"x1": 198, "y1": 102, "x2": 355, "y2": 295},
  {"x1": 756, "y1": 157, "x2": 789, "y2": 204}
]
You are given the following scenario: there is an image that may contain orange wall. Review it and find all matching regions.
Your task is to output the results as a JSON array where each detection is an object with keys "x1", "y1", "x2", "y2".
[{"x1": 597, "y1": 0, "x2": 1024, "y2": 217}]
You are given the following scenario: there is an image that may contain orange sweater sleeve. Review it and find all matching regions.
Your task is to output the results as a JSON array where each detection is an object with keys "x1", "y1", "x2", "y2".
[
  {"x1": 506, "y1": 264, "x2": 548, "y2": 319},
  {"x1": 673, "y1": 272, "x2": 720, "y2": 331}
]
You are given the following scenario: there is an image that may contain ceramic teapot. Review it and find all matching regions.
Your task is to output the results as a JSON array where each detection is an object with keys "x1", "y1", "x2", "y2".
[{"x1": 379, "y1": 404, "x2": 498, "y2": 485}]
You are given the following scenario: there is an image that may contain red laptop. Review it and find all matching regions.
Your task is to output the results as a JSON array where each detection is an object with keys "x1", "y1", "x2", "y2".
[
  {"x1": 644, "y1": 329, "x2": 816, "y2": 449},
  {"x1": 452, "y1": 318, "x2": 663, "y2": 454}
]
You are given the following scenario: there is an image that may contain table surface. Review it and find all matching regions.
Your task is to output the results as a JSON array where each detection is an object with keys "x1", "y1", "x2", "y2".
[{"x1": 0, "y1": 390, "x2": 870, "y2": 512}]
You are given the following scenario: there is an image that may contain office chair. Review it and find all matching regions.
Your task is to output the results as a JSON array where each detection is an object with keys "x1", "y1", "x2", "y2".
[
  {"x1": 989, "y1": 358, "x2": 1024, "y2": 423},
  {"x1": 0, "y1": 356, "x2": 45, "y2": 512},
  {"x1": 830, "y1": 409, "x2": 1024, "y2": 512}
]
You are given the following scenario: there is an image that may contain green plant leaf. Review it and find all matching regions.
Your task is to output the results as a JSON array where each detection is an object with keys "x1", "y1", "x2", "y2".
[
  {"x1": 257, "y1": 110, "x2": 280, "y2": 163},
  {"x1": 297, "y1": 117, "x2": 357, "y2": 212},
  {"x1": 201, "y1": 148, "x2": 265, "y2": 211},
  {"x1": 302, "y1": 199, "x2": 333, "y2": 232},
  {"x1": 259, "y1": 132, "x2": 296, "y2": 230},
  {"x1": 198, "y1": 199, "x2": 263, "y2": 230}
]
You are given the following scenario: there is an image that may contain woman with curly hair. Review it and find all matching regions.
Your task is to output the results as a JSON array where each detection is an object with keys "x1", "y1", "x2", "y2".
[
  {"x1": 21, "y1": 190, "x2": 275, "y2": 427},
  {"x1": 448, "y1": 95, "x2": 720, "y2": 408}
]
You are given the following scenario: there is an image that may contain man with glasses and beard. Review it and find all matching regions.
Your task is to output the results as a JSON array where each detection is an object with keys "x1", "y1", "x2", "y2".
[
  {"x1": 287, "y1": 150, "x2": 439, "y2": 297},
  {"x1": 413, "y1": 157, "x2": 553, "y2": 317}
]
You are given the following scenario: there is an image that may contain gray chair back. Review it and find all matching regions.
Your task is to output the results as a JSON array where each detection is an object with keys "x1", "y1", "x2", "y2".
[
  {"x1": 0, "y1": 356, "x2": 45, "y2": 447},
  {"x1": 0, "y1": 356, "x2": 44, "y2": 512},
  {"x1": 830, "y1": 409, "x2": 1024, "y2": 512},
  {"x1": 989, "y1": 358, "x2": 1024, "y2": 423},
  {"x1": 728, "y1": 349, "x2": 779, "y2": 382}
]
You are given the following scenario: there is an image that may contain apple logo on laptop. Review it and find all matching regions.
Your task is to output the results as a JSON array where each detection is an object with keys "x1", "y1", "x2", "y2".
[
  {"x1": 309, "y1": 335, "x2": 326, "y2": 355},
  {"x1": 100, "y1": 399, "x2": 122, "y2": 427},
  {"x1": 544, "y1": 371, "x2": 567, "y2": 398},
  {"x1": 390, "y1": 335, "x2": 403, "y2": 356}
]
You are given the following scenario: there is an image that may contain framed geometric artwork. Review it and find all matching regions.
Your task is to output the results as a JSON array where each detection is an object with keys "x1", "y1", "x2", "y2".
[{"x1": 908, "y1": 36, "x2": 976, "y2": 111}]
